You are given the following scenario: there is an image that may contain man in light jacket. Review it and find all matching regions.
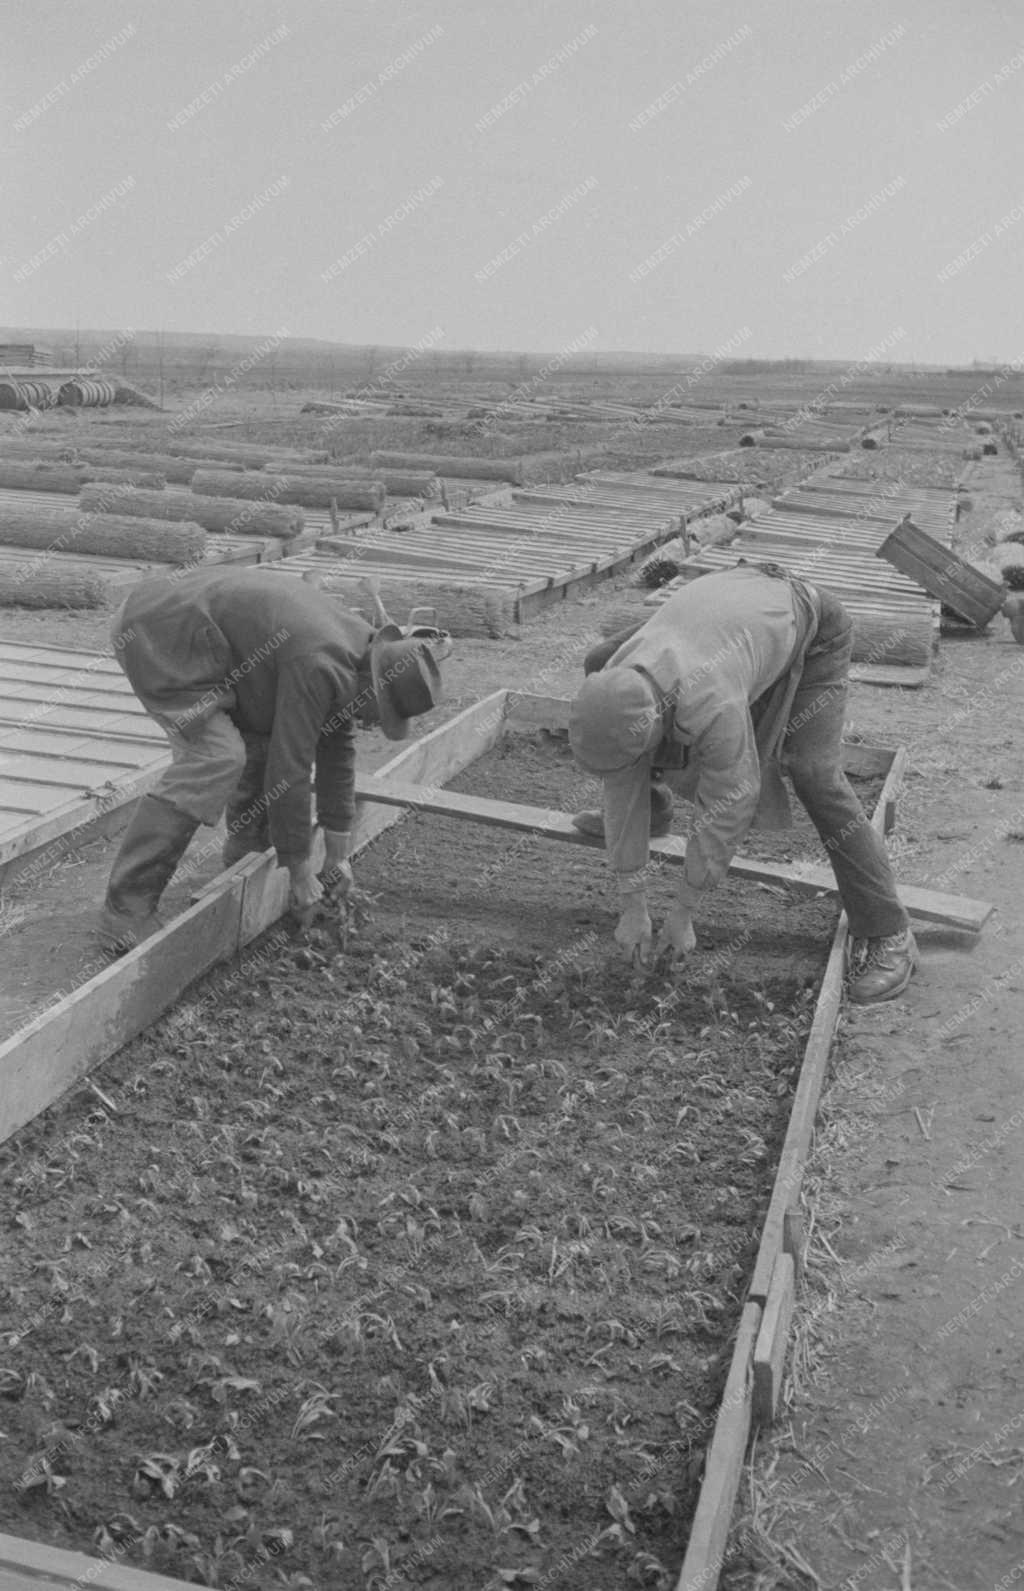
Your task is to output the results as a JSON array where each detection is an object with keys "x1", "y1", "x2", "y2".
[
  {"x1": 568, "y1": 562, "x2": 916, "y2": 1004},
  {"x1": 99, "y1": 565, "x2": 443, "y2": 955}
]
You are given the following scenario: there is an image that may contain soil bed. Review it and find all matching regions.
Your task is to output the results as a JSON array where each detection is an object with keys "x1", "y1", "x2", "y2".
[{"x1": 0, "y1": 732, "x2": 879, "y2": 1589}]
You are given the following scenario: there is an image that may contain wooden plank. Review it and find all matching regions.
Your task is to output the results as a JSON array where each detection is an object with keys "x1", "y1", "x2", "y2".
[
  {"x1": 752, "y1": 1252, "x2": 797, "y2": 1427},
  {"x1": 782, "y1": 1206, "x2": 805, "y2": 1287},
  {"x1": 0, "y1": 878, "x2": 245, "y2": 1146},
  {"x1": 674, "y1": 1301, "x2": 760, "y2": 1591},
  {"x1": 849, "y1": 662, "x2": 930, "y2": 689},
  {"x1": 0, "y1": 764, "x2": 167, "y2": 875},
  {"x1": 352, "y1": 778, "x2": 992, "y2": 932},
  {"x1": 0, "y1": 1533, "x2": 195, "y2": 1591}
]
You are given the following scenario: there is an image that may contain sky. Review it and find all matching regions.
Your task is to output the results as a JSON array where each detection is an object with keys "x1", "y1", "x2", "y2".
[{"x1": 3, "y1": 0, "x2": 1023, "y2": 363}]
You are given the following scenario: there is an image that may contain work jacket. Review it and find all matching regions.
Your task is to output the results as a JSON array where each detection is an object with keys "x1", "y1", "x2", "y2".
[
  {"x1": 112, "y1": 566, "x2": 374, "y2": 864},
  {"x1": 590, "y1": 563, "x2": 822, "y2": 910}
]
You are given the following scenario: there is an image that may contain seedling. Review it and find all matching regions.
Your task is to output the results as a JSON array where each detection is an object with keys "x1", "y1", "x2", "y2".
[{"x1": 292, "y1": 1385, "x2": 339, "y2": 1439}]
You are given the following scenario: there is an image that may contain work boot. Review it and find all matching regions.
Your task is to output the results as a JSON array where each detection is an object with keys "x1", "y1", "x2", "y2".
[
  {"x1": 571, "y1": 782, "x2": 675, "y2": 841},
  {"x1": 848, "y1": 928, "x2": 918, "y2": 1004},
  {"x1": 98, "y1": 795, "x2": 200, "y2": 957}
]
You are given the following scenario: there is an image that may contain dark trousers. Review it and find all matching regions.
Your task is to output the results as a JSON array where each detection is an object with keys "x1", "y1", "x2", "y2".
[
  {"x1": 222, "y1": 732, "x2": 271, "y2": 861},
  {"x1": 782, "y1": 590, "x2": 908, "y2": 939}
]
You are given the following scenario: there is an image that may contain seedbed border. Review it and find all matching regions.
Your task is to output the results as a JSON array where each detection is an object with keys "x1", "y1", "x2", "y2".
[{"x1": 0, "y1": 693, "x2": 982, "y2": 1590}]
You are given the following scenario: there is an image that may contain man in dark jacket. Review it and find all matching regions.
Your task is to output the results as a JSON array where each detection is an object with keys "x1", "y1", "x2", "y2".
[{"x1": 98, "y1": 566, "x2": 443, "y2": 955}]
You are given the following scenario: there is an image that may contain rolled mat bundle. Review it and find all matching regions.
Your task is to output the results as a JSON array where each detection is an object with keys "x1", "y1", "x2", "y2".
[
  {"x1": 80, "y1": 483, "x2": 304, "y2": 539},
  {"x1": 0, "y1": 438, "x2": 78, "y2": 462},
  {"x1": 302, "y1": 571, "x2": 515, "y2": 638},
  {"x1": 192, "y1": 468, "x2": 384, "y2": 512},
  {"x1": 0, "y1": 561, "x2": 108, "y2": 608},
  {"x1": 0, "y1": 505, "x2": 206, "y2": 564},
  {"x1": 70, "y1": 449, "x2": 241, "y2": 484},
  {"x1": 0, "y1": 462, "x2": 165, "y2": 494},
  {"x1": 161, "y1": 440, "x2": 329, "y2": 468},
  {"x1": 264, "y1": 463, "x2": 440, "y2": 498},
  {"x1": 754, "y1": 436, "x2": 850, "y2": 452},
  {"x1": 0, "y1": 463, "x2": 99, "y2": 494},
  {"x1": 370, "y1": 450, "x2": 522, "y2": 484},
  {"x1": 79, "y1": 466, "x2": 167, "y2": 489}
]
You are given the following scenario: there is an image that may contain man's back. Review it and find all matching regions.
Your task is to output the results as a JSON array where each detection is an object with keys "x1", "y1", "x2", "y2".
[{"x1": 608, "y1": 566, "x2": 799, "y2": 734}]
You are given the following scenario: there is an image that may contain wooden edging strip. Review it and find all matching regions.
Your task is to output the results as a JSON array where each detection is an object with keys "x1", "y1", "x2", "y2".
[
  {"x1": 0, "y1": 1530, "x2": 195, "y2": 1590},
  {"x1": 675, "y1": 1303, "x2": 762, "y2": 1591},
  {"x1": 676, "y1": 740, "x2": 910, "y2": 1591},
  {"x1": 752, "y1": 1252, "x2": 797, "y2": 1427}
]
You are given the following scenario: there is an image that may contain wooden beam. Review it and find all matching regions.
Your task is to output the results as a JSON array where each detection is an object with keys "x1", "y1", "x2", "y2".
[
  {"x1": 0, "y1": 1533, "x2": 193, "y2": 1590},
  {"x1": 674, "y1": 1301, "x2": 760, "y2": 1591},
  {"x1": 352, "y1": 777, "x2": 992, "y2": 932},
  {"x1": 752, "y1": 1252, "x2": 796, "y2": 1427},
  {"x1": 0, "y1": 877, "x2": 246, "y2": 1147}
]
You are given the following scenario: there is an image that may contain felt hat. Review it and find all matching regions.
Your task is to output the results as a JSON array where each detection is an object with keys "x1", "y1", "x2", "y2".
[
  {"x1": 568, "y1": 668, "x2": 666, "y2": 774},
  {"x1": 369, "y1": 624, "x2": 444, "y2": 740}
]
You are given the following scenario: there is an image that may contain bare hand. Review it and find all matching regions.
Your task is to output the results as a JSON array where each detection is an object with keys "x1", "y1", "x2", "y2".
[
  {"x1": 614, "y1": 899, "x2": 654, "y2": 968},
  {"x1": 655, "y1": 905, "x2": 697, "y2": 964},
  {"x1": 289, "y1": 870, "x2": 324, "y2": 926},
  {"x1": 320, "y1": 860, "x2": 355, "y2": 904}
]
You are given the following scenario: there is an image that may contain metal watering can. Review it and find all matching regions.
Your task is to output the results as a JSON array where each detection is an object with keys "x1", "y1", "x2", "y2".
[{"x1": 401, "y1": 606, "x2": 453, "y2": 662}]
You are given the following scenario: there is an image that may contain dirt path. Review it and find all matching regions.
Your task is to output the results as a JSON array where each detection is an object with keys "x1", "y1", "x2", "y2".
[{"x1": 724, "y1": 453, "x2": 1024, "y2": 1591}]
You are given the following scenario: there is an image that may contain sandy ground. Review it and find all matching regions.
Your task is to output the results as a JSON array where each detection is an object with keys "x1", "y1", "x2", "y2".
[
  {"x1": 1, "y1": 451, "x2": 1022, "y2": 1588},
  {"x1": 723, "y1": 453, "x2": 1024, "y2": 1590}
]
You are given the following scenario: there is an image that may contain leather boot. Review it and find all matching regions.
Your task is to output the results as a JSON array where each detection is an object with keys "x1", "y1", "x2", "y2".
[
  {"x1": 571, "y1": 781, "x2": 675, "y2": 841},
  {"x1": 222, "y1": 736, "x2": 270, "y2": 867},
  {"x1": 98, "y1": 796, "x2": 200, "y2": 956},
  {"x1": 848, "y1": 928, "x2": 918, "y2": 1004}
]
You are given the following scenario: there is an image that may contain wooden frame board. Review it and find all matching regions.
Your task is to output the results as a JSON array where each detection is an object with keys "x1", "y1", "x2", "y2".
[
  {"x1": 0, "y1": 641, "x2": 171, "y2": 876},
  {"x1": 0, "y1": 695, "x2": 985, "y2": 1591}
]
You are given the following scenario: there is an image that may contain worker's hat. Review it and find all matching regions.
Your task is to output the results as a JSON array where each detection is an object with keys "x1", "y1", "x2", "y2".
[
  {"x1": 568, "y1": 667, "x2": 666, "y2": 774},
  {"x1": 369, "y1": 624, "x2": 444, "y2": 740}
]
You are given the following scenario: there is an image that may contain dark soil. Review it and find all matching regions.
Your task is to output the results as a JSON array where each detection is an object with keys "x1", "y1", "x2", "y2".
[{"x1": 0, "y1": 730, "x2": 872, "y2": 1590}]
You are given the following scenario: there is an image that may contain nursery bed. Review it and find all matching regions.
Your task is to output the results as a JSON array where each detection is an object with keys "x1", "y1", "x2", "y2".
[{"x1": 0, "y1": 713, "x2": 896, "y2": 1591}]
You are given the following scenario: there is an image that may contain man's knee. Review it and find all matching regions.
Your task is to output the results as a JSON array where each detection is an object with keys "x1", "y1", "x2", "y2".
[
  {"x1": 786, "y1": 754, "x2": 843, "y2": 796},
  {"x1": 162, "y1": 716, "x2": 247, "y2": 825}
]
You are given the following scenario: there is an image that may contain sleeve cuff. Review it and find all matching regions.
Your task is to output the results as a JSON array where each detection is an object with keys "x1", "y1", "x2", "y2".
[
  {"x1": 616, "y1": 868, "x2": 653, "y2": 897},
  {"x1": 675, "y1": 878, "x2": 705, "y2": 914}
]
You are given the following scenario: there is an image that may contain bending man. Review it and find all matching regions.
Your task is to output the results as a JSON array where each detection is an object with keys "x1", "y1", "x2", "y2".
[
  {"x1": 99, "y1": 565, "x2": 443, "y2": 955},
  {"x1": 567, "y1": 562, "x2": 915, "y2": 1004}
]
